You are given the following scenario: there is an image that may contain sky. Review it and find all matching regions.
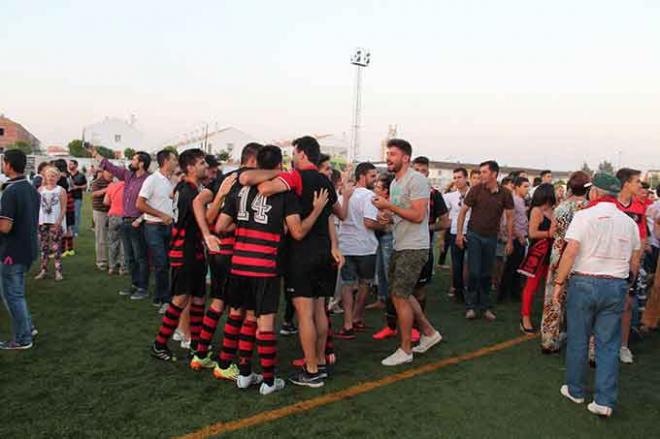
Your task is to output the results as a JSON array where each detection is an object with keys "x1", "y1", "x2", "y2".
[{"x1": 1, "y1": 0, "x2": 659, "y2": 171}]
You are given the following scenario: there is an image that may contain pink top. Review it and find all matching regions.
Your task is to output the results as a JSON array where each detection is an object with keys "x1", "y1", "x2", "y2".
[{"x1": 106, "y1": 181, "x2": 125, "y2": 217}]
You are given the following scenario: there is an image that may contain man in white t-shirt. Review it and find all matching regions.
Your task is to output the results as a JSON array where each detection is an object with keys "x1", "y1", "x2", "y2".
[
  {"x1": 443, "y1": 167, "x2": 470, "y2": 301},
  {"x1": 137, "y1": 149, "x2": 178, "y2": 305},
  {"x1": 335, "y1": 162, "x2": 381, "y2": 339},
  {"x1": 552, "y1": 173, "x2": 641, "y2": 418}
]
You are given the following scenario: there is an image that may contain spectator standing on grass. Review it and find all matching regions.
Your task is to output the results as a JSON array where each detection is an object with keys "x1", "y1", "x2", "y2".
[
  {"x1": 91, "y1": 170, "x2": 113, "y2": 271},
  {"x1": 34, "y1": 166, "x2": 67, "y2": 281},
  {"x1": 443, "y1": 168, "x2": 470, "y2": 302},
  {"x1": 0, "y1": 149, "x2": 41, "y2": 350},
  {"x1": 32, "y1": 162, "x2": 49, "y2": 190},
  {"x1": 104, "y1": 180, "x2": 128, "y2": 275},
  {"x1": 93, "y1": 148, "x2": 151, "y2": 300},
  {"x1": 68, "y1": 160, "x2": 87, "y2": 237},
  {"x1": 367, "y1": 173, "x2": 394, "y2": 314},
  {"x1": 539, "y1": 171, "x2": 590, "y2": 353},
  {"x1": 456, "y1": 160, "x2": 514, "y2": 321},
  {"x1": 555, "y1": 173, "x2": 640, "y2": 417},
  {"x1": 137, "y1": 149, "x2": 178, "y2": 309}
]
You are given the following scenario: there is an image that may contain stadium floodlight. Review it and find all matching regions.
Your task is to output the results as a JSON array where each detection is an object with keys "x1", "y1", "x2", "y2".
[{"x1": 350, "y1": 47, "x2": 370, "y2": 163}]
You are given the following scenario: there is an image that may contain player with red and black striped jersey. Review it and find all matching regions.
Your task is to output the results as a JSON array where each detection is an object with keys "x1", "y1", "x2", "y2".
[
  {"x1": 239, "y1": 136, "x2": 348, "y2": 389},
  {"x1": 151, "y1": 148, "x2": 209, "y2": 362},
  {"x1": 216, "y1": 145, "x2": 330, "y2": 395},
  {"x1": 190, "y1": 144, "x2": 261, "y2": 377}
]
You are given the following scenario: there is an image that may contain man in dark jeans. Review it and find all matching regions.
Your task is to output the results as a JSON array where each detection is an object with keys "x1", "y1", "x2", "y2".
[
  {"x1": 456, "y1": 160, "x2": 514, "y2": 321},
  {"x1": 0, "y1": 149, "x2": 41, "y2": 350},
  {"x1": 68, "y1": 159, "x2": 88, "y2": 236},
  {"x1": 137, "y1": 150, "x2": 178, "y2": 308},
  {"x1": 443, "y1": 167, "x2": 470, "y2": 302},
  {"x1": 93, "y1": 148, "x2": 151, "y2": 299},
  {"x1": 498, "y1": 176, "x2": 531, "y2": 302}
]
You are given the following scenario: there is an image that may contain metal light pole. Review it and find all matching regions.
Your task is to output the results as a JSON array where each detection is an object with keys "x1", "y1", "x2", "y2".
[{"x1": 350, "y1": 47, "x2": 370, "y2": 163}]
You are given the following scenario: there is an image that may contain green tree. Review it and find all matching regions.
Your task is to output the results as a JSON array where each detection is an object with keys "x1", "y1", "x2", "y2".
[
  {"x1": 163, "y1": 145, "x2": 178, "y2": 156},
  {"x1": 96, "y1": 146, "x2": 115, "y2": 159},
  {"x1": 217, "y1": 150, "x2": 230, "y2": 161},
  {"x1": 580, "y1": 161, "x2": 593, "y2": 176},
  {"x1": 598, "y1": 160, "x2": 615, "y2": 174},
  {"x1": 124, "y1": 148, "x2": 136, "y2": 160},
  {"x1": 6, "y1": 140, "x2": 33, "y2": 155},
  {"x1": 68, "y1": 139, "x2": 91, "y2": 158}
]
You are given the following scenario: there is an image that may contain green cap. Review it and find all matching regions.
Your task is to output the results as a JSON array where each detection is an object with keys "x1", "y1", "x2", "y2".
[{"x1": 586, "y1": 172, "x2": 621, "y2": 195}]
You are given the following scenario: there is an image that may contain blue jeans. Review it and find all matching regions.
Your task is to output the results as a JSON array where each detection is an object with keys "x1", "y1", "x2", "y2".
[
  {"x1": 466, "y1": 231, "x2": 497, "y2": 311},
  {"x1": 120, "y1": 220, "x2": 149, "y2": 291},
  {"x1": 144, "y1": 223, "x2": 171, "y2": 301},
  {"x1": 73, "y1": 198, "x2": 83, "y2": 235},
  {"x1": 375, "y1": 232, "x2": 394, "y2": 300},
  {"x1": 0, "y1": 263, "x2": 33, "y2": 344},
  {"x1": 449, "y1": 233, "x2": 466, "y2": 295},
  {"x1": 565, "y1": 275, "x2": 627, "y2": 408}
]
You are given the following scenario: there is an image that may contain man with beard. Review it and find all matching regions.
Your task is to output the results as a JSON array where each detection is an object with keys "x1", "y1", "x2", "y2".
[{"x1": 372, "y1": 139, "x2": 443, "y2": 366}]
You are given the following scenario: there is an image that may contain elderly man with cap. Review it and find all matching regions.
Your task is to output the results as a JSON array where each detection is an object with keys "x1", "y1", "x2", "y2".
[{"x1": 552, "y1": 173, "x2": 641, "y2": 417}]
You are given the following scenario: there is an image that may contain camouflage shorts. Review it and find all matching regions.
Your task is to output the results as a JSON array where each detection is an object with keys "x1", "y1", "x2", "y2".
[{"x1": 388, "y1": 250, "x2": 429, "y2": 298}]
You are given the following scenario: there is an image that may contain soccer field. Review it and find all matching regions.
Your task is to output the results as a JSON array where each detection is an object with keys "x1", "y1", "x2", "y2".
[{"x1": 1, "y1": 199, "x2": 658, "y2": 438}]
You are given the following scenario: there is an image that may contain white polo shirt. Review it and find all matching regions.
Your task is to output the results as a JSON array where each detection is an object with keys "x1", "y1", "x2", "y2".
[
  {"x1": 338, "y1": 187, "x2": 379, "y2": 256},
  {"x1": 443, "y1": 189, "x2": 470, "y2": 235},
  {"x1": 138, "y1": 170, "x2": 174, "y2": 223},
  {"x1": 565, "y1": 201, "x2": 641, "y2": 279}
]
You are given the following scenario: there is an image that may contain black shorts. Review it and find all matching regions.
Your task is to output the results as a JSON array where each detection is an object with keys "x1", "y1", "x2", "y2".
[
  {"x1": 416, "y1": 247, "x2": 434, "y2": 287},
  {"x1": 208, "y1": 253, "x2": 231, "y2": 300},
  {"x1": 340, "y1": 255, "x2": 376, "y2": 283},
  {"x1": 66, "y1": 211, "x2": 75, "y2": 227},
  {"x1": 171, "y1": 264, "x2": 207, "y2": 297},
  {"x1": 225, "y1": 275, "x2": 281, "y2": 316},
  {"x1": 286, "y1": 246, "x2": 338, "y2": 298}
]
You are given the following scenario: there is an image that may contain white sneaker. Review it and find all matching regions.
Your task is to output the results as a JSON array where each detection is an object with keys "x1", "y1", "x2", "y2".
[
  {"x1": 260, "y1": 378, "x2": 286, "y2": 395},
  {"x1": 381, "y1": 348, "x2": 413, "y2": 366},
  {"x1": 619, "y1": 346, "x2": 634, "y2": 364},
  {"x1": 412, "y1": 331, "x2": 443, "y2": 354},
  {"x1": 173, "y1": 330, "x2": 184, "y2": 342},
  {"x1": 587, "y1": 401, "x2": 613, "y2": 417},
  {"x1": 180, "y1": 338, "x2": 191, "y2": 350},
  {"x1": 560, "y1": 385, "x2": 584, "y2": 404},
  {"x1": 237, "y1": 372, "x2": 264, "y2": 389}
]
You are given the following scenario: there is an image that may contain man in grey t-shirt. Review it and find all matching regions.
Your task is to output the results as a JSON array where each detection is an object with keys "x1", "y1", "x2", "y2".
[{"x1": 372, "y1": 139, "x2": 443, "y2": 367}]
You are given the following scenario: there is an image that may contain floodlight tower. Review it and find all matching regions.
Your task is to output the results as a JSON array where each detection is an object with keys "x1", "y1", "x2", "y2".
[{"x1": 350, "y1": 47, "x2": 370, "y2": 163}]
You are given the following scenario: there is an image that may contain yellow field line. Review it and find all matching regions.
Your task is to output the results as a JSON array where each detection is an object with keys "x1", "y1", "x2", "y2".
[{"x1": 175, "y1": 334, "x2": 537, "y2": 439}]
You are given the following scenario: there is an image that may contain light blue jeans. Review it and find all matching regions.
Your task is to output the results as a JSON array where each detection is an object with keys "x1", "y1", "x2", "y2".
[
  {"x1": 0, "y1": 263, "x2": 33, "y2": 345},
  {"x1": 375, "y1": 232, "x2": 394, "y2": 300},
  {"x1": 74, "y1": 198, "x2": 83, "y2": 236},
  {"x1": 565, "y1": 275, "x2": 627, "y2": 408}
]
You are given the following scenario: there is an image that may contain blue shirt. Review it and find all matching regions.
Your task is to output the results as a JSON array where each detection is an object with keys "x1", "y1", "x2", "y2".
[{"x1": 0, "y1": 176, "x2": 41, "y2": 266}]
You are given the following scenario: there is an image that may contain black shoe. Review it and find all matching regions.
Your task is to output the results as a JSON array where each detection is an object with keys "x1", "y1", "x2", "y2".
[
  {"x1": 279, "y1": 322, "x2": 298, "y2": 336},
  {"x1": 151, "y1": 343, "x2": 177, "y2": 362},
  {"x1": 519, "y1": 320, "x2": 535, "y2": 334},
  {"x1": 290, "y1": 368, "x2": 324, "y2": 388},
  {"x1": 318, "y1": 364, "x2": 330, "y2": 379},
  {"x1": 152, "y1": 298, "x2": 164, "y2": 308}
]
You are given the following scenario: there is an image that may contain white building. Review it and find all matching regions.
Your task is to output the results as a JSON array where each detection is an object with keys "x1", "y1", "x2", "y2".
[
  {"x1": 171, "y1": 126, "x2": 261, "y2": 162},
  {"x1": 83, "y1": 116, "x2": 144, "y2": 152}
]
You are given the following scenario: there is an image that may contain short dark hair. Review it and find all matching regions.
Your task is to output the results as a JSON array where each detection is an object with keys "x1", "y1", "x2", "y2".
[
  {"x1": 135, "y1": 151, "x2": 151, "y2": 170},
  {"x1": 514, "y1": 176, "x2": 529, "y2": 187},
  {"x1": 567, "y1": 171, "x2": 590, "y2": 196},
  {"x1": 292, "y1": 136, "x2": 321, "y2": 165},
  {"x1": 4, "y1": 149, "x2": 27, "y2": 174},
  {"x1": 453, "y1": 167, "x2": 468, "y2": 177},
  {"x1": 257, "y1": 145, "x2": 283, "y2": 170},
  {"x1": 378, "y1": 173, "x2": 394, "y2": 194},
  {"x1": 412, "y1": 156, "x2": 430, "y2": 166},
  {"x1": 205, "y1": 154, "x2": 219, "y2": 168},
  {"x1": 501, "y1": 177, "x2": 513, "y2": 187},
  {"x1": 240, "y1": 143, "x2": 263, "y2": 165},
  {"x1": 319, "y1": 153, "x2": 331, "y2": 165},
  {"x1": 37, "y1": 161, "x2": 49, "y2": 173},
  {"x1": 540, "y1": 170, "x2": 552, "y2": 178},
  {"x1": 615, "y1": 168, "x2": 641, "y2": 185},
  {"x1": 157, "y1": 149, "x2": 175, "y2": 167},
  {"x1": 533, "y1": 177, "x2": 542, "y2": 186},
  {"x1": 641, "y1": 181, "x2": 650, "y2": 190},
  {"x1": 387, "y1": 138, "x2": 412, "y2": 157},
  {"x1": 530, "y1": 183, "x2": 557, "y2": 208},
  {"x1": 479, "y1": 160, "x2": 500, "y2": 175},
  {"x1": 179, "y1": 148, "x2": 205, "y2": 173},
  {"x1": 69, "y1": 159, "x2": 78, "y2": 167},
  {"x1": 355, "y1": 162, "x2": 376, "y2": 180},
  {"x1": 469, "y1": 169, "x2": 480, "y2": 177},
  {"x1": 52, "y1": 159, "x2": 68, "y2": 174}
]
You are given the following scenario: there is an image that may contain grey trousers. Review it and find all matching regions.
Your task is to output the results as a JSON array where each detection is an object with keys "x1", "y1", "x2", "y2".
[{"x1": 107, "y1": 215, "x2": 127, "y2": 270}]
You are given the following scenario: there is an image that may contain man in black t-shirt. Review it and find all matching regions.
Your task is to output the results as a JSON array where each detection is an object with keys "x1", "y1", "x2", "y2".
[
  {"x1": 215, "y1": 145, "x2": 329, "y2": 395},
  {"x1": 239, "y1": 136, "x2": 347, "y2": 388},
  {"x1": 0, "y1": 150, "x2": 40, "y2": 350},
  {"x1": 68, "y1": 160, "x2": 88, "y2": 236},
  {"x1": 151, "y1": 148, "x2": 209, "y2": 362}
]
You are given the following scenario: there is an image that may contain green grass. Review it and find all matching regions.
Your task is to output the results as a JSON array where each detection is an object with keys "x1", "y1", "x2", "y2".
[{"x1": 1, "y1": 196, "x2": 658, "y2": 438}]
